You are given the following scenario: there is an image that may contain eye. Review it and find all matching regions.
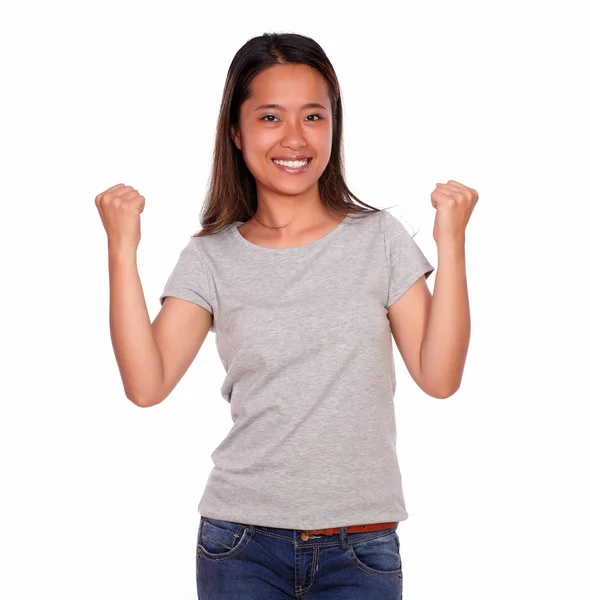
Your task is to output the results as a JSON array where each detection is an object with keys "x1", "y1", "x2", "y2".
[{"x1": 260, "y1": 114, "x2": 324, "y2": 122}]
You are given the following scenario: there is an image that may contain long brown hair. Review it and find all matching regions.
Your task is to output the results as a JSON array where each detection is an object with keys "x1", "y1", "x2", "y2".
[{"x1": 193, "y1": 32, "x2": 395, "y2": 238}]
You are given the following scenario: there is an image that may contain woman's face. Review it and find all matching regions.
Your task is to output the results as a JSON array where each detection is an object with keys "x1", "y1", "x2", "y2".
[{"x1": 232, "y1": 64, "x2": 333, "y2": 198}]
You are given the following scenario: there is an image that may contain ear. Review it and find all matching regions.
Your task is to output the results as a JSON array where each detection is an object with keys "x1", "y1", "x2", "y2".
[{"x1": 231, "y1": 126, "x2": 242, "y2": 151}]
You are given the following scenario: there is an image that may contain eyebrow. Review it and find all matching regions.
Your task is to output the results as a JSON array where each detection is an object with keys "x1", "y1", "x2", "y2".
[{"x1": 253, "y1": 102, "x2": 328, "y2": 112}]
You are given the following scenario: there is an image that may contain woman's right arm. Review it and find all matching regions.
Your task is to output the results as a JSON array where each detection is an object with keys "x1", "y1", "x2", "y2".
[
  {"x1": 108, "y1": 245, "x2": 163, "y2": 406},
  {"x1": 97, "y1": 184, "x2": 211, "y2": 407},
  {"x1": 108, "y1": 244, "x2": 211, "y2": 407}
]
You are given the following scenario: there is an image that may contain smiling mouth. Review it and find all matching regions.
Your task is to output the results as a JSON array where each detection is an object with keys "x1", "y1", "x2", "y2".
[{"x1": 271, "y1": 158, "x2": 313, "y2": 174}]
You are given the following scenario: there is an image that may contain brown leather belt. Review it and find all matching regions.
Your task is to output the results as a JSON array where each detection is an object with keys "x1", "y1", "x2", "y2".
[{"x1": 300, "y1": 521, "x2": 398, "y2": 541}]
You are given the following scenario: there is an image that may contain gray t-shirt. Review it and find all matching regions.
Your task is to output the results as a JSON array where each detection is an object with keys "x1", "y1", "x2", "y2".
[{"x1": 159, "y1": 209, "x2": 435, "y2": 530}]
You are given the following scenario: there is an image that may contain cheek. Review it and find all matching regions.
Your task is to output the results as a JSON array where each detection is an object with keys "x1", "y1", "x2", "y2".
[
  {"x1": 314, "y1": 129, "x2": 333, "y2": 166},
  {"x1": 242, "y1": 149, "x2": 267, "y2": 175},
  {"x1": 242, "y1": 132, "x2": 274, "y2": 164},
  {"x1": 312, "y1": 124, "x2": 333, "y2": 153},
  {"x1": 243, "y1": 128, "x2": 275, "y2": 151}
]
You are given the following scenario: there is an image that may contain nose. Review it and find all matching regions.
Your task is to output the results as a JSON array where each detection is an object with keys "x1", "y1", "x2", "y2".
[{"x1": 281, "y1": 117, "x2": 307, "y2": 150}]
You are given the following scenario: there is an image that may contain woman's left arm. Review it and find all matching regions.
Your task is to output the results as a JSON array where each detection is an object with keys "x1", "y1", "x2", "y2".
[{"x1": 387, "y1": 180, "x2": 478, "y2": 399}]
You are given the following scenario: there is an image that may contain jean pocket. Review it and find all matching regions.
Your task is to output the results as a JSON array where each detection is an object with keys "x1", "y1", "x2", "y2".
[
  {"x1": 197, "y1": 517, "x2": 252, "y2": 560},
  {"x1": 346, "y1": 528, "x2": 403, "y2": 578}
]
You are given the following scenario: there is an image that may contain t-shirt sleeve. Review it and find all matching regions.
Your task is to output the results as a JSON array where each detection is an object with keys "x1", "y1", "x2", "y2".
[
  {"x1": 159, "y1": 236, "x2": 214, "y2": 317},
  {"x1": 382, "y1": 210, "x2": 435, "y2": 308}
]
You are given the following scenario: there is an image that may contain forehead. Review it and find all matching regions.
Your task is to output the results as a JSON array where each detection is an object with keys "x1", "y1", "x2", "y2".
[{"x1": 245, "y1": 64, "x2": 330, "y2": 109}]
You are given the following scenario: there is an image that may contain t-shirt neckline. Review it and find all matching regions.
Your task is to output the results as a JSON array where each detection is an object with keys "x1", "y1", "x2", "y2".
[{"x1": 232, "y1": 213, "x2": 351, "y2": 252}]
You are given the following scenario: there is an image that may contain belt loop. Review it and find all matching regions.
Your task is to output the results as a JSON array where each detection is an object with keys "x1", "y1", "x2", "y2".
[{"x1": 339, "y1": 526, "x2": 348, "y2": 550}]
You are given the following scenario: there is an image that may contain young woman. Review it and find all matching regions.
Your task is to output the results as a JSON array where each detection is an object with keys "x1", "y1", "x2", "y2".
[{"x1": 96, "y1": 31, "x2": 477, "y2": 600}]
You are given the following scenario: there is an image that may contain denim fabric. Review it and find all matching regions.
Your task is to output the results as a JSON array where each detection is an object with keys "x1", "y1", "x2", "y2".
[{"x1": 196, "y1": 516, "x2": 403, "y2": 599}]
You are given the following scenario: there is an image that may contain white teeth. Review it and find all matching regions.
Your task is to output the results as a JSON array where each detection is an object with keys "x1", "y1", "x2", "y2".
[{"x1": 272, "y1": 158, "x2": 310, "y2": 168}]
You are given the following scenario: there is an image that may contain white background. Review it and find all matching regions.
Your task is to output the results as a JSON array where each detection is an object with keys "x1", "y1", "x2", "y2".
[{"x1": 1, "y1": 1, "x2": 588, "y2": 598}]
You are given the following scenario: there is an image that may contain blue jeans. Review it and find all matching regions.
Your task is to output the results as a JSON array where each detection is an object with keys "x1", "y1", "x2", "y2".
[{"x1": 196, "y1": 516, "x2": 403, "y2": 599}]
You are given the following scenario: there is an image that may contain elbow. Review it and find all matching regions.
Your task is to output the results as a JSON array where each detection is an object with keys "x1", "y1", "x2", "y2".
[
  {"x1": 127, "y1": 393, "x2": 147, "y2": 408},
  {"x1": 126, "y1": 391, "x2": 161, "y2": 408},
  {"x1": 421, "y1": 379, "x2": 461, "y2": 399},
  {"x1": 432, "y1": 382, "x2": 462, "y2": 399},
  {"x1": 418, "y1": 361, "x2": 464, "y2": 399},
  {"x1": 430, "y1": 387, "x2": 459, "y2": 399}
]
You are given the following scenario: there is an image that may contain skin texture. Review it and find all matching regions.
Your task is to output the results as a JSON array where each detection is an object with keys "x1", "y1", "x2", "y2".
[
  {"x1": 231, "y1": 63, "x2": 344, "y2": 247},
  {"x1": 389, "y1": 179, "x2": 477, "y2": 399}
]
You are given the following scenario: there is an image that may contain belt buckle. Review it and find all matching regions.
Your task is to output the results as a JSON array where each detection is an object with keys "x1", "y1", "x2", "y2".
[{"x1": 301, "y1": 530, "x2": 323, "y2": 541}]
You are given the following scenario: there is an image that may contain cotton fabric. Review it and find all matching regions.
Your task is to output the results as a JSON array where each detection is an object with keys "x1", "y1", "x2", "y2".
[{"x1": 160, "y1": 209, "x2": 435, "y2": 530}]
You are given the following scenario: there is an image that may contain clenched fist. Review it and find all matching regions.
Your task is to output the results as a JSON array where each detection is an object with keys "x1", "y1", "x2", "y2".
[{"x1": 95, "y1": 184, "x2": 145, "y2": 252}]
